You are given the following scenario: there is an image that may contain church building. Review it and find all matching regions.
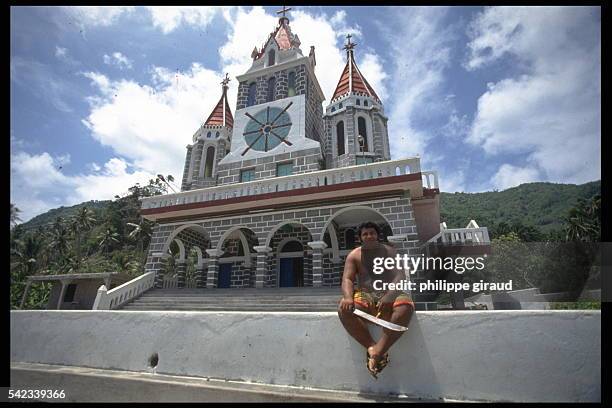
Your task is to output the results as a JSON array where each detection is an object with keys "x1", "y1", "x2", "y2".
[{"x1": 140, "y1": 9, "x2": 446, "y2": 292}]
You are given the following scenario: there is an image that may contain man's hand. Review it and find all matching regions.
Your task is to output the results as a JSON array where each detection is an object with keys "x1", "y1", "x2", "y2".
[{"x1": 339, "y1": 297, "x2": 355, "y2": 312}]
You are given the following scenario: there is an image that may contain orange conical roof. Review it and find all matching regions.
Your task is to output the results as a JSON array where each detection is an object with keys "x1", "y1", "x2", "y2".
[
  {"x1": 204, "y1": 74, "x2": 234, "y2": 128},
  {"x1": 331, "y1": 36, "x2": 380, "y2": 103}
]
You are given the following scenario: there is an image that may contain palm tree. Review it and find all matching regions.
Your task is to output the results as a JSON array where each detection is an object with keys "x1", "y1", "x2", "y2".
[
  {"x1": 11, "y1": 247, "x2": 37, "y2": 278},
  {"x1": 10, "y1": 203, "x2": 22, "y2": 228},
  {"x1": 114, "y1": 253, "x2": 142, "y2": 277},
  {"x1": 157, "y1": 174, "x2": 178, "y2": 193},
  {"x1": 127, "y1": 218, "x2": 153, "y2": 253},
  {"x1": 71, "y1": 207, "x2": 96, "y2": 262},
  {"x1": 48, "y1": 223, "x2": 71, "y2": 266},
  {"x1": 97, "y1": 227, "x2": 120, "y2": 254},
  {"x1": 565, "y1": 197, "x2": 599, "y2": 242}
]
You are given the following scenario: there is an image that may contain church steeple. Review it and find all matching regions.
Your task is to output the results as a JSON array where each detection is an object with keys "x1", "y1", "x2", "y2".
[
  {"x1": 204, "y1": 74, "x2": 234, "y2": 128},
  {"x1": 322, "y1": 34, "x2": 390, "y2": 170},
  {"x1": 331, "y1": 35, "x2": 381, "y2": 103},
  {"x1": 181, "y1": 73, "x2": 234, "y2": 191},
  {"x1": 250, "y1": 6, "x2": 302, "y2": 62}
]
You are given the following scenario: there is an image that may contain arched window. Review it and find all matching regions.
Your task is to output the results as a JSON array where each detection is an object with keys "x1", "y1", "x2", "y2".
[
  {"x1": 215, "y1": 131, "x2": 220, "y2": 138},
  {"x1": 207, "y1": 131, "x2": 211, "y2": 138},
  {"x1": 247, "y1": 82, "x2": 256, "y2": 107},
  {"x1": 267, "y1": 76, "x2": 276, "y2": 102},
  {"x1": 268, "y1": 49, "x2": 275, "y2": 67},
  {"x1": 358, "y1": 117, "x2": 369, "y2": 152},
  {"x1": 336, "y1": 121, "x2": 345, "y2": 156},
  {"x1": 287, "y1": 71, "x2": 296, "y2": 97},
  {"x1": 204, "y1": 146, "x2": 215, "y2": 178}
]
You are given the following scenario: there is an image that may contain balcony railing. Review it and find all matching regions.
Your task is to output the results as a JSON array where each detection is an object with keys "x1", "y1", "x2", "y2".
[
  {"x1": 427, "y1": 221, "x2": 491, "y2": 245},
  {"x1": 142, "y1": 157, "x2": 437, "y2": 210}
]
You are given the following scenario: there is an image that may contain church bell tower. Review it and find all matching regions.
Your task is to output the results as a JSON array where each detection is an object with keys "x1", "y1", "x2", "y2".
[
  {"x1": 323, "y1": 35, "x2": 390, "y2": 169},
  {"x1": 216, "y1": 7, "x2": 327, "y2": 186},
  {"x1": 180, "y1": 74, "x2": 234, "y2": 191}
]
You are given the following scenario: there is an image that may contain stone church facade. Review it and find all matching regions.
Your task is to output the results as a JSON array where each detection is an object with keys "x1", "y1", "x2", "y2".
[{"x1": 141, "y1": 11, "x2": 441, "y2": 290}]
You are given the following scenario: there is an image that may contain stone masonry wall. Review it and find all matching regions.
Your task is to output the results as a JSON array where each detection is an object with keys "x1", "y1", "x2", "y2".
[
  {"x1": 144, "y1": 194, "x2": 421, "y2": 288},
  {"x1": 216, "y1": 147, "x2": 322, "y2": 185}
]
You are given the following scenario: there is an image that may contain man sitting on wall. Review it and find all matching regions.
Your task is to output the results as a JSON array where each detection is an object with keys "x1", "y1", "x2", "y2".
[{"x1": 337, "y1": 221, "x2": 415, "y2": 379}]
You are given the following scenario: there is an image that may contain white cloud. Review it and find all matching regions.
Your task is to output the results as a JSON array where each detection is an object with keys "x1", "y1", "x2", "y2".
[
  {"x1": 440, "y1": 110, "x2": 470, "y2": 140},
  {"x1": 491, "y1": 164, "x2": 541, "y2": 190},
  {"x1": 146, "y1": 6, "x2": 222, "y2": 34},
  {"x1": 377, "y1": 7, "x2": 456, "y2": 158},
  {"x1": 56, "y1": 154, "x2": 71, "y2": 167},
  {"x1": 466, "y1": 6, "x2": 600, "y2": 185},
  {"x1": 358, "y1": 52, "x2": 388, "y2": 102},
  {"x1": 11, "y1": 56, "x2": 74, "y2": 113},
  {"x1": 81, "y1": 65, "x2": 225, "y2": 178},
  {"x1": 103, "y1": 52, "x2": 133, "y2": 70},
  {"x1": 439, "y1": 168, "x2": 467, "y2": 193},
  {"x1": 11, "y1": 151, "x2": 155, "y2": 223},
  {"x1": 55, "y1": 46, "x2": 67, "y2": 58},
  {"x1": 63, "y1": 6, "x2": 134, "y2": 28},
  {"x1": 218, "y1": 7, "x2": 380, "y2": 107}
]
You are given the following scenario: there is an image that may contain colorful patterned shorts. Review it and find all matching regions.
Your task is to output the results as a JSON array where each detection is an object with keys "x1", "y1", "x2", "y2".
[{"x1": 353, "y1": 289, "x2": 415, "y2": 316}]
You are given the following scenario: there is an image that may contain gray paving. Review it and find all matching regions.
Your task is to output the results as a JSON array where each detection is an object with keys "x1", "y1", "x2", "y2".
[{"x1": 10, "y1": 362, "x2": 451, "y2": 402}]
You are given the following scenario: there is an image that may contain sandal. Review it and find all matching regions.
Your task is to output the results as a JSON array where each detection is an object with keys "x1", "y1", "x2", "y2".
[
  {"x1": 377, "y1": 353, "x2": 390, "y2": 373},
  {"x1": 366, "y1": 350, "x2": 379, "y2": 379}
]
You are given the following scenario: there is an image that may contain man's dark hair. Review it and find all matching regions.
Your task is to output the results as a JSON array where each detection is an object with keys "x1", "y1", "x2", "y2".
[{"x1": 357, "y1": 221, "x2": 381, "y2": 237}]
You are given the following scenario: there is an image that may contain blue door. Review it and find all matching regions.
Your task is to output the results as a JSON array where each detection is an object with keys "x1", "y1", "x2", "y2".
[
  {"x1": 218, "y1": 264, "x2": 232, "y2": 288},
  {"x1": 279, "y1": 258, "x2": 294, "y2": 287}
]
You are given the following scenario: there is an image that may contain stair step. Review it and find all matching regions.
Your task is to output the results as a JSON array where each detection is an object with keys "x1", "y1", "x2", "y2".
[
  {"x1": 120, "y1": 287, "x2": 436, "y2": 311},
  {"x1": 121, "y1": 305, "x2": 337, "y2": 311}
]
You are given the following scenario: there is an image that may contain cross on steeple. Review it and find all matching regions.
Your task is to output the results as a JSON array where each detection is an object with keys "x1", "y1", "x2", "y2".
[
  {"x1": 221, "y1": 73, "x2": 230, "y2": 88},
  {"x1": 276, "y1": 6, "x2": 292, "y2": 18},
  {"x1": 343, "y1": 33, "x2": 356, "y2": 53}
]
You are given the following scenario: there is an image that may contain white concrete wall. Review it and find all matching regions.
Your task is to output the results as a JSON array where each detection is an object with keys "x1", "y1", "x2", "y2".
[{"x1": 10, "y1": 310, "x2": 600, "y2": 402}]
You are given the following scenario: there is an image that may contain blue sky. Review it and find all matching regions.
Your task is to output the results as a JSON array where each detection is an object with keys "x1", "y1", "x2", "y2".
[{"x1": 10, "y1": 6, "x2": 601, "y2": 223}]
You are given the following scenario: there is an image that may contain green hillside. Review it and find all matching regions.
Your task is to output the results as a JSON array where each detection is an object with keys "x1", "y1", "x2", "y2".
[
  {"x1": 21, "y1": 200, "x2": 112, "y2": 230},
  {"x1": 18, "y1": 181, "x2": 601, "y2": 233},
  {"x1": 440, "y1": 180, "x2": 601, "y2": 232}
]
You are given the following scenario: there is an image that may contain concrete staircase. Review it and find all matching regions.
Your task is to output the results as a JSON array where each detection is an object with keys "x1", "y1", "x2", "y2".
[{"x1": 120, "y1": 287, "x2": 437, "y2": 311}]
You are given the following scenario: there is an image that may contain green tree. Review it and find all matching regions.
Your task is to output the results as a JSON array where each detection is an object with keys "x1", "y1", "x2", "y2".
[
  {"x1": 564, "y1": 195, "x2": 600, "y2": 242},
  {"x1": 71, "y1": 206, "x2": 97, "y2": 263},
  {"x1": 127, "y1": 218, "x2": 153, "y2": 254},
  {"x1": 48, "y1": 219, "x2": 71, "y2": 267},
  {"x1": 10, "y1": 203, "x2": 22, "y2": 228},
  {"x1": 97, "y1": 226, "x2": 120, "y2": 254},
  {"x1": 10, "y1": 238, "x2": 39, "y2": 277}
]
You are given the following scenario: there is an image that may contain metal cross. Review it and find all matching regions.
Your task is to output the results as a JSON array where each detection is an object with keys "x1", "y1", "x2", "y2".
[
  {"x1": 221, "y1": 73, "x2": 230, "y2": 87},
  {"x1": 276, "y1": 6, "x2": 292, "y2": 18},
  {"x1": 344, "y1": 33, "x2": 356, "y2": 51}
]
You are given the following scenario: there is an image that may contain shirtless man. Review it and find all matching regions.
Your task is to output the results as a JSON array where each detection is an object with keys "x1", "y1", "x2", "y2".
[{"x1": 337, "y1": 221, "x2": 415, "y2": 378}]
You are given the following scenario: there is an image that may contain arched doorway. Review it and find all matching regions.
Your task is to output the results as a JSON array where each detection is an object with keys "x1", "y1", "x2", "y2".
[{"x1": 278, "y1": 240, "x2": 304, "y2": 287}]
